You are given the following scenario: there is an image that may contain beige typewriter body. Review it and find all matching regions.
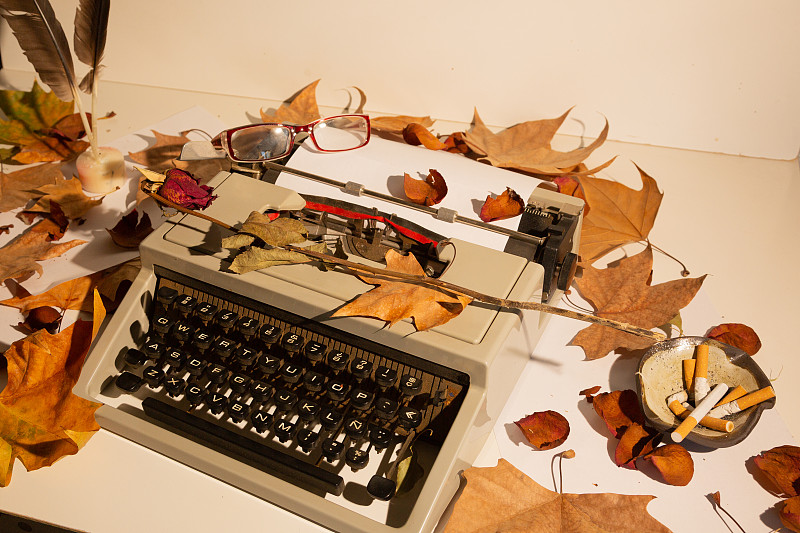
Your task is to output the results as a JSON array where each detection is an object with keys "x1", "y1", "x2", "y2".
[{"x1": 76, "y1": 171, "x2": 582, "y2": 532}]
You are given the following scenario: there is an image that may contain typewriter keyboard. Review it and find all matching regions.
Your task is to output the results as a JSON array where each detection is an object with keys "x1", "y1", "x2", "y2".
[{"x1": 112, "y1": 268, "x2": 468, "y2": 502}]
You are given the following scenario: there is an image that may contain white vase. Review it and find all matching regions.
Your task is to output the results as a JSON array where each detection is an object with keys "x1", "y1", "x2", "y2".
[{"x1": 76, "y1": 146, "x2": 126, "y2": 193}]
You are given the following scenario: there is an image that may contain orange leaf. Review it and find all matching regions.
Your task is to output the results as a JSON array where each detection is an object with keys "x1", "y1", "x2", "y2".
[
  {"x1": 754, "y1": 445, "x2": 800, "y2": 497},
  {"x1": 332, "y1": 249, "x2": 472, "y2": 331},
  {"x1": 576, "y1": 166, "x2": 663, "y2": 264},
  {"x1": 591, "y1": 389, "x2": 646, "y2": 438},
  {"x1": 643, "y1": 444, "x2": 694, "y2": 486},
  {"x1": 402, "y1": 123, "x2": 446, "y2": 150},
  {"x1": 479, "y1": 187, "x2": 524, "y2": 222},
  {"x1": 780, "y1": 495, "x2": 800, "y2": 533},
  {"x1": 20, "y1": 306, "x2": 62, "y2": 333},
  {"x1": 443, "y1": 459, "x2": 672, "y2": 533},
  {"x1": 615, "y1": 423, "x2": 660, "y2": 469},
  {"x1": 0, "y1": 163, "x2": 63, "y2": 212},
  {"x1": 259, "y1": 80, "x2": 321, "y2": 125},
  {"x1": 370, "y1": 115, "x2": 434, "y2": 136},
  {"x1": 24, "y1": 177, "x2": 103, "y2": 220},
  {"x1": 0, "y1": 217, "x2": 85, "y2": 283},
  {"x1": 403, "y1": 169, "x2": 447, "y2": 206},
  {"x1": 514, "y1": 410, "x2": 570, "y2": 450},
  {"x1": 706, "y1": 323, "x2": 762, "y2": 356},
  {"x1": 572, "y1": 246, "x2": 706, "y2": 359}
]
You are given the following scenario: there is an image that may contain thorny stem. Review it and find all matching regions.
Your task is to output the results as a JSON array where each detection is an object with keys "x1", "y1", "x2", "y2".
[{"x1": 147, "y1": 191, "x2": 667, "y2": 342}]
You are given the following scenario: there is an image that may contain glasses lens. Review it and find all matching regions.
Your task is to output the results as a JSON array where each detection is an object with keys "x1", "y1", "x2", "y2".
[
  {"x1": 229, "y1": 125, "x2": 292, "y2": 161},
  {"x1": 311, "y1": 115, "x2": 369, "y2": 151}
]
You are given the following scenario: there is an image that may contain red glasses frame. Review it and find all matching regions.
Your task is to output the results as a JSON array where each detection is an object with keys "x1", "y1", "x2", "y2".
[{"x1": 211, "y1": 114, "x2": 371, "y2": 163}]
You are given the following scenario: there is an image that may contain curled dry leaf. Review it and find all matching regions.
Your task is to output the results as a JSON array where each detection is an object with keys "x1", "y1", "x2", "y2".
[
  {"x1": 753, "y1": 445, "x2": 800, "y2": 497},
  {"x1": 20, "y1": 305, "x2": 62, "y2": 333},
  {"x1": 706, "y1": 323, "x2": 762, "y2": 356},
  {"x1": 260, "y1": 79, "x2": 321, "y2": 124},
  {"x1": 370, "y1": 115, "x2": 434, "y2": 136},
  {"x1": 479, "y1": 187, "x2": 525, "y2": 222},
  {"x1": 402, "y1": 123, "x2": 446, "y2": 150},
  {"x1": 0, "y1": 217, "x2": 85, "y2": 283},
  {"x1": 781, "y1": 495, "x2": 800, "y2": 533},
  {"x1": 333, "y1": 249, "x2": 472, "y2": 331},
  {"x1": 615, "y1": 423, "x2": 660, "y2": 469},
  {"x1": 590, "y1": 389, "x2": 646, "y2": 438},
  {"x1": 514, "y1": 410, "x2": 570, "y2": 450},
  {"x1": 221, "y1": 212, "x2": 308, "y2": 249},
  {"x1": 106, "y1": 209, "x2": 154, "y2": 248},
  {"x1": 643, "y1": 444, "x2": 694, "y2": 486},
  {"x1": 229, "y1": 242, "x2": 328, "y2": 274},
  {"x1": 403, "y1": 169, "x2": 448, "y2": 207}
]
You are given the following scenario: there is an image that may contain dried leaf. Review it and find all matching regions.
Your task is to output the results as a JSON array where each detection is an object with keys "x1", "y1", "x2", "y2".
[
  {"x1": 25, "y1": 177, "x2": 103, "y2": 220},
  {"x1": 128, "y1": 130, "x2": 191, "y2": 172},
  {"x1": 0, "y1": 218, "x2": 85, "y2": 283},
  {"x1": 572, "y1": 246, "x2": 705, "y2": 359},
  {"x1": 402, "y1": 123, "x2": 446, "y2": 150},
  {"x1": 229, "y1": 241, "x2": 327, "y2": 274},
  {"x1": 462, "y1": 108, "x2": 613, "y2": 176},
  {"x1": 106, "y1": 209, "x2": 153, "y2": 248},
  {"x1": 443, "y1": 459, "x2": 672, "y2": 533},
  {"x1": 514, "y1": 410, "x2": 570, "y2": 450},
  {"x1": 643, "y1": 444, "x2": 694, "y2": 486},
  {"x1": 222, "y1": 212, "x2": 308, "y2": 249},
  {"x1": 706, "y1": 323, "x2": 762, "y2": 356},
  {"x1": 479, "y1": 187, "x2": 525, "y2": 222},
  {"x1": 615, "y1": 423, "x2": 660, "y2": 469},
  {"x1": 0, "y1": 163, "x2": 63, "y2": 212},
  {"x1": 333, "y1": 249, "x2": 472, "y2": 331},
  {"x1": 20, "y1": 306, "x2": 62, "y2": 333},
  {"x1": 370, "y1": 115, "x2": 435, "y2": 136},
  {"x1": 259, "y1": 80, "x2": 321, "y2": 124},
  {"x1": 403, "y1": 169, "x2": 447, "y2": 206},
  {"x1": 780, "y1": 495, "x2": 800, "y2": 533},
  {"x1": 754, "y1": 445, "x2": 800, "y2": 497},
  {"x1": 591, "y1": 389, "x2": 646, "y2": 438},
  {"x1": 576, "y1": 166, "x2": 663, "y2": 264}
]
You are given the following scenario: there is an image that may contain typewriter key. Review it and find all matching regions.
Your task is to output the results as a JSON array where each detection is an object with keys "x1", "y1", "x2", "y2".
[
  {"x1": 321, "y1": 438, "x2": 344, "y2": 462},
  {"x1": 345, "y1": 447, "x2": 369, "y2": 470},
  {"x1": 115, "y1": 371, "x2": 143, "y2": 392},
  {"x1": 123, "y1": 348, "x2": 147, "y2": 368}
]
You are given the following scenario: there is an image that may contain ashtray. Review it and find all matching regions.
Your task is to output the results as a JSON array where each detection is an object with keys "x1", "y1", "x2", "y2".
[{"x1": 635, "y1": 336, "x2": 775, "y2": 448}]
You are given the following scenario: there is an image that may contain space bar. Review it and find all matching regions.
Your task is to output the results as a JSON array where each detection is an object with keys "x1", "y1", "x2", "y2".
[{"x1": 142, "y1": 397, "x2": 344, "y2": 495}]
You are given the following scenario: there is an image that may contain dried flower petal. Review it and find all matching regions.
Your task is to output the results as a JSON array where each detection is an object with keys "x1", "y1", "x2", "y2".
[
  {"x1": 580, "y1": 385, "x2": 602, "y2": 402},
  {"x1": 160, "y1": 168, "x2": 216, "y2": 210},
  {"x1": 643, "y1": 444, "x2": 694, "y2": 486},
  {"x1": 780, "y1": 495, "x2": 800, "y2": 532},
  {"x1": 514, "y1": 410, "x2": 570, "y2": 450},
  {"x1": 404, "y1": 170, "x2": 448, "y2": 206},
  {"x1": 706, "y1": 323, "x2": 762, "y2": 356},
  {"x1": 754, "y1": 445, "x2": 800, "y2": 497},
  {"x1": 711, "y1": 491, "x2": 721, "y2": 506},
  {"x1": 479, "y1": 187, "x2": 524, "y2": 222},
  {"x1": 592, "y1": 389, "x2": 646, "y2": 438},
  {"x1": 402, "y1": 123, "x2": 446, "y2": 150},
  {"x1": 615, "y1": 423, "x2": 660, "y2": 469}
]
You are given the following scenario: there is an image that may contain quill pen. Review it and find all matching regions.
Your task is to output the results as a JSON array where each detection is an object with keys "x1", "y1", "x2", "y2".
[{"x1": 73, "y1": 0, "x2": 110, "y2": 94}]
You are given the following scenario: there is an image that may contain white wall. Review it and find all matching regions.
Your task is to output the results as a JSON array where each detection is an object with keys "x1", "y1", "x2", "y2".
[{"x1": 1, "y1": 1, "x2": 799, "y2": 159}]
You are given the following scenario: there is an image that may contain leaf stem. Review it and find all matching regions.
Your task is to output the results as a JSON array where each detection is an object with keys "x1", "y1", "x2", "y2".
[{"x1": 145, "y1": 191, "x2": 666, "y2": 342}]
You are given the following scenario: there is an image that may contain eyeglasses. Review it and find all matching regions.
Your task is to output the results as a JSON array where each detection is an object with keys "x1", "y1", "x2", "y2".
[{"x1": 211, "y1": 114, "x2": 370, "y2": 163}]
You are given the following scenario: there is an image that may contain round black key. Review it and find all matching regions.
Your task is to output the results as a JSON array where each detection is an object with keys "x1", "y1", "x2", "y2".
[
  {"x1": 227, "y1": 400, "x2": 250, "y2": 422},
  {"x1": 303, "y1": 341, "x2": 327, "y2": 362},
  {"x1": 259, "y1": 324, "x2": 281, "y2": 344},
  {"x1": 152, "y1": 315, "x2": 173, "y2": 335},
  {"x1": 279, "y1": 363, "x2": 303, "y2": 384},
  {"x1": 142, "y1": 366, "x2": 165, "y2": 388},
  {"x1": 369, "y1": 426, "x2": 393, "y2": 449},
  {"x1": 321, "y1": 438, "x2": 344, "y2": 462},
  {"x1": 196, "y1": 302, "x2": 217, "y2": 322},
  {"x1": 206, "y1": 363, "x2": 229, "y2": 385},
  {"x1": 185, "y1": 383, "x2": 204, "y2": 405},
  {"x1": 367, "y1": 475, "x2": 396, "y2": 501},
  {"x1": 400, "y1": 374, "x2": 423, "y2": 397},
  {"x1": 229, "y1": 373, "x2": 251, "y2": 394},
  {"x1": 256, "y1": 353, "x2": 280, "y2": 374},
  {"x1": 164, "y1": 349, "x2": 186, "y2": 370},
  {"x1": 280, "y1": 332, "x2": 303, "y2": 353},
  {"x1": 185, "y1": 357, "x2": 207, "y2": 377},
  {"x1": 249, "y1": 380, "x2": 273, "y2": 402},
  {"x1": 115, "y1": 371, "x2": 143, "y2": 392},
  {"x1": 205, "y1": 391, "x2": 228, "y2": 414},
  {"x1": 297, "y1": 400, "x2": 320, "y2": 422},
  {"x1": 350, "y1": 389, "x2": 374, "y2": 410},
  {"x1": 156, "y1": 286, "x2": 178, "y2": 306},
  {"x1": 319, "y1": 408, "x2": 343, "y2": 431},
  {"x1": 215, "y1": 310, "x2": 238, "y2": 329},
  {"x1": 375, "y1": 366, "x2": 397, "y2": 388},
  {"x1": 350, "y1": 358, "x2": 373, "y2": 380},
  {"x1": 234, "y1": 346, "x2": 258, "y2": 366},
  {"x1": 274, "y1": 389, "x2": 298, "y2": 411},
  {"x1": 212, "y1": 337, "x2": 236, "y2": 359},
  {"x1": 192, "y1": 330, "x2": 213, "y2": 350},
  {"x1": 297, "y1": 429, "x2": 320, "y2": 452},
  {"x1": 327, "y1": 351, "x2": 349, "y2": 371},
  {"x1": 250, "y1": 409, "x2": 273, "y2": 433},
  {"x1": 344, "y1": 417, "x2": 367, "y2": 438},
  {"x1": 164, "y1": 376, "x2": 185, "y2": 396},
  {"x1": 236, "y1": 316, "x2": 258, "y2": 337},
  {"x1": 375, "y1": 397, "x2": 398, "y2": 420},
  {"x1": 326, "y1": 380, "x2": 349, "y2": 401},
  {"x1": 142, "y1": 338, "x2": 164, "y2": 359},
  {"x1": 123, "y1": 348, "x2": 147, "y2": 367},
  {"x1": 345, "y1": 447, "x2": 370, "y2": 470},
  {"x1": 274, "y1": 419, "x2": 296, "y2": 442},
  {"x1": 398, "y1": 407, "x2": 422, "y2": 429},
  {"x1": 176, "y1": 295, "x2": 197, "y2": 315},
  {"x1": 302, "y1": 371, "x2": 325, "y2": 392},
  {"x1": 173, "y1": 322, "x2": 194, "y2": 343}
]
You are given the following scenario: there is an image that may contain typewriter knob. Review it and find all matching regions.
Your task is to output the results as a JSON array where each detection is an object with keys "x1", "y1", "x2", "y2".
[{"x1": 556, "y1": 252, "x2": 579, "y2": 292}]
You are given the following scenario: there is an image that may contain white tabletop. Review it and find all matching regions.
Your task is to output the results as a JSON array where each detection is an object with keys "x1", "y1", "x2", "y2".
[{"x1": 0, "y1": 70, "x2": 797, "y2": 532}]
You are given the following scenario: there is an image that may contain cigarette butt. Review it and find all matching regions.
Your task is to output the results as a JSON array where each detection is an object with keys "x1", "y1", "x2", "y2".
[
  {"x1": 668, "y1": 399, "x2": 690, "y2": 418},
  {"x1": 672, "y1": 383, "x2": 729, "y2": 442},
  {"x1": 668, "y1": 399, "x2": 734, "y2": 433},
  {"x1": 667, "y1": 390, "x2": 689, "y2": 405},
  {"x1": 694, "y1": 344, "x2": 710, "y2": 403},
  {"x1": 716, "y1": 385, "x2": 747, "y2": 407},
  {"x1": 735, "y1": 386, "x2": 775, "y2": 410},
  {"x1": 683, "y1": 359, "x2": 696, "y2": 393}
]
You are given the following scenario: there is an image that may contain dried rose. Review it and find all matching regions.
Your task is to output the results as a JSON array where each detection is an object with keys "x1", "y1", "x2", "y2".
[{"x1": 160, "y1": 169, "x2": 216, "y2": 210}]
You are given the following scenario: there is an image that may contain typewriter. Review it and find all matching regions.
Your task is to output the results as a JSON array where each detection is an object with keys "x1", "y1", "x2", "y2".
[{"x1": 75, "y1": 140, "x2": 583, "y2": 532}]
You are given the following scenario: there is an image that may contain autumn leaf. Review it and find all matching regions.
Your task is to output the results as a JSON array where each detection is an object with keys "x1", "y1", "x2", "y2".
[
  {"x1": 260, "y1": 80, "x2": 321, "y2": 124},
  {"x1": 643, "y1": 444, "x2": 694, "y2": 486},
  {"x1": 333, "y1": 249, "x2": 472, "y2": 331},
  {"x1": 0, "y1": 163, "x2": 63, "y2": 212},
  {"x1": 615, "y1": 422, "x2": 660, "y2": 468},
  {"x1": 576, "y1": 166, "x2": 663, "y2": 264},
  {"x1": 24, "y1": 177, "x2": 103, "y2": 220},
  {"x1": 370, "y1": 115, "x2": 435, "y2": 136},
  {"x1": 402, "y1": 123, "x2": 446, "y2": 150},
  {"x1": 479, "y1": 187, "x2": 525, "y2": 222},
  {"x1": 754, "y1": 445, "x2": 800, "y2": 497},
  {"x1": 106, "y1": 209, "x2": 154, "y2": 248},
  {"x1": 706, "y1": 323, "x2": 762, "y2": 356},
  {"x1": 781, "y1": 496, "x2": 800, "y2": 532},
  {"x1": 222, "y1": 211, "x2": 308, "y2": 250},
  {"x1": 229, "y1": 242, "x2": 327, "y2": 274},
  {"x1": 571, "y1": 246, "x2": 705, "y2": 359},
  {"x1": 514, "y1": 410, "x2": 570, "y2": 450},
  {"x1": 403, "y1": 169, "x2": 447, "y2": 206},
  {"x1": 590, "y1": 389, "x2": 646, "y2": 438},
  {"x1": 461, "y1": 108, "x2": 614, "y2": 176},
  {"x1": 0, "y1": 217, "x2": 85, "y2": 283},
  {"x1": 443, "y1": 459, "x2": 672, "y2": 533}
]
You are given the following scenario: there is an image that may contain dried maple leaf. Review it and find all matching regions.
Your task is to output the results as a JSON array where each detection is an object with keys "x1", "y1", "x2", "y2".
[
  {"x1": 590, "y1": 389, "x2": 646, "y2": 438},
  {"x1": 260, "y1": 80, "x2": 321, "y2": 124},
  {"x1": 0, "y1": 163, "x2": 63, "y2": 212},
  {"x1": 576, "y1": 166, "x2": 662, "y2": 264},
  {"x1": 229, "y1": 242, "x2": 327, "y2": 274},
  {"x1": 106, "y1": 209, "x2": 154, "y2": 248},
  {"x1": 222, "y1": 212, "x2": 308, "y2": 250},
  {"x1": 754, "y1": 445, "x2": 800, "y2": 497},
  {"x1": 781, "y1": 496, "x2": 800, "y2": 532},
  {"x1": 370, "y1": 115, "x2": 435, "y2": 136},
  {"x1": 333, "y1": 249, "x2": 472, "y2": 331},
  {"x1": 514, "y1": 410, "x2": 570, "y2": 450},
  {"x1": 0, "y1": 217, "x2": 85, "y2": 283},
  {"x1": 443, "y1": 459, "x2": 672, "y2": 533},
  {"x1": 0, "y1": 296, "x2": 105, "y2": 486},
  {"x1": 615, "y1": 423, "x2": 660, "y2": 469},
  {"x1": 572, "y1": 246, "x2": 705, "y2": 359},
  {"x1": 402, "y1": 123, "x2": 446, "y2": 150},
  {"x1": 643, "y1": 444, "x2": 694, "y2": 486},
  {"x1": 462, "y1": 108, "x2": 613, "y2": 176},
  {"x1": 403, "y1": 169, "x2": 447, "y2": 206},
  {"x1": 479, "y1": 187, "x2": 525, "y2": 222},
  {"x1": 24, "y1": 177, "x2": 103, "y2": 220},
  {"x1": 706, "y1": 323, "x2": 762, "y2": 356}
]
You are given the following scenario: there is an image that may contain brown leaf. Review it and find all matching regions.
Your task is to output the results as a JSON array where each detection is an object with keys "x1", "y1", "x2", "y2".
[
  {"x1": 403, "y1": 169, "x2": 447, "y2": 206},
  {"x1": 0, "y1": 163, "x2": 63, "y2": 212},
  {"x1": 25, "y1": 177, "x2": 103, "y2": 220},
  {"x1": 221, "y1": 211, "x2": 309, "y2": 250},
  {"x1": 20, "y1": 306, "x2": 62, "y2": 333},
  {"x1": 370, "y1": 115, "x2": 435, "y2": 136},
  {"x1": 462, "y1": 108, "x2": 613, "y2": 176},
  {"x1": 333, "y1": 249, "x2": 472, "y2": 331},
  {"x1": 128, "y1": 130, "x2": 191, "y2": 172},
  {"x1": 479, "y1": 187, "x2": 525, "y2": 222},
  {"x1": 259, "y1": 80, "x2": 321, "y2": 124},
  {"x1": 615, "y1": 423, "x2": 660, "y2": 468},
  {"x1": 591, "y1": 389, "x2": 646, "y2": 438},
  {"x1": 443, "y1": 459, "x2": 672, "y2": 533},
  {"x1": 106, "y1": 209, "x2": 153, "y2": 248},
  {"x1": 643, "y1": 444, "x2": 694, "y2": 486},
  {"x1": 706, "y1": 323, "x2": 762, "y2": 356},
  {"x1": 514, "y1": 410, "x2": 570, "y2": 450},
  {"x1": 576, "y1": 166, "x2": 663, "y2": 264},
  {"x1": 402, "y1": 123, "x2": 446, "y2": 150},
  {"x1": 0, "y1": 218, "x2": 85, "y2": 283},
  {"x1": 780, "y1": 495, "x2": 800, "y2": 533},
  {"x1": 754, "y1": 445, "x2": 800, "y2": 497},
  {"x1": 228, "y1": 242, "x2": 327, "y2": 274},
  {"x1": 572, "y1": 246, "x2": 706, "y2": 359}
]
